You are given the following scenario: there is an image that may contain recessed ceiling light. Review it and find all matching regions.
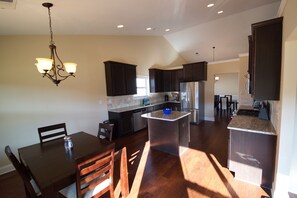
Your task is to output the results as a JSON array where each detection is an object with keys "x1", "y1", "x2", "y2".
[
  {"x1": 207, "y1": 3, "x2": 214, "y2": 8},
  {"x1": 146, "y1": 27, "x2": 152, "y2": 31},
  {"x1": 117, "y1": 25, "x2": 124, "y2": 28},
  {"x1": 165, "y1": 28, "x2": 170, "y2": 32},
  {"x1": 217, "y1": 10, "x2": 223, "y2": 14}
]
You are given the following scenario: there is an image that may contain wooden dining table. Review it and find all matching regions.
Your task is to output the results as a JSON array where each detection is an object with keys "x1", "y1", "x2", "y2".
[{"x1": 18, "y1": 132, "x2": 115, "y2": 198}]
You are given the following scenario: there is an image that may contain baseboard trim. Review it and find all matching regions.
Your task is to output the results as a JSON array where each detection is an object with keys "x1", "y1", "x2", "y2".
[
  {"x1": 0, "y1": 164, "x2": 15, "y2": 175},
  {"x1": 204, "y1": 116, "x2": 215, "y2": 121}
]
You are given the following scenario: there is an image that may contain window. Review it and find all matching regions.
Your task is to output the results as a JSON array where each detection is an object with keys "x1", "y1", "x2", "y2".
[{"x1": 135, "y1": 76, "x2": 149, "y2": 97}]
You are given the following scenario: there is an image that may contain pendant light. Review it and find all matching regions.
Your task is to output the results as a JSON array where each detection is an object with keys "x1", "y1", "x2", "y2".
[{"x1": 35, "y1": 2, "x2": 77, "y2": 86}]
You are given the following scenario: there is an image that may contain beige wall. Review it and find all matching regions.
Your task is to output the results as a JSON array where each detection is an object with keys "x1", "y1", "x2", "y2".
[
  {"x1": 274, "y1": 0, "x2": 297, "y2": 196},
  {"x1": 205, "y1": 55, "x2": 253, "y2": 121},
  {"x1": 214, "y1": 73, "x2": 239, "y2": 96},
  {"x1": 0, "y1": 35, "x2": 185, "y2": 170}
]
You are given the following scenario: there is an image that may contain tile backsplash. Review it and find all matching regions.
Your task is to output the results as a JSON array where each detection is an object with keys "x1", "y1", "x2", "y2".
[{"x1": 107, "y1": 93, "x2": 167, "y2": 110}]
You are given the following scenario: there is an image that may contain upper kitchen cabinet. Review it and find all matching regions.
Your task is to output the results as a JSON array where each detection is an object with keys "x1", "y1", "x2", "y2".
[
  {"x1": 249, "y1": 17, "x2": 283, "y2": 100},
  {"x1": 183, "y1": 61, "x2": 207, "y2": 82},
  {"x1": 149, "y1": 69, "x2": 164, "y2": 93},
  {"x1": 163, "y1": 70, "x2": 172, "y2": 92},
  {"x1": 171, "y1": 69, "x2": 183, "y2": 91},
  {"x1": 149, "y1": 68, "x2": 183, "y2": 93},
  {"x1": 104, "y1": 61, "x2": 137, "y2": 96}
]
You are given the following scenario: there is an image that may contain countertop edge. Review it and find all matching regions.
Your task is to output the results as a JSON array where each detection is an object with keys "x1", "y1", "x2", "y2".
[
  {"x1": 227, "y1": 126, "x2": 276, "y2": 136},
  {"x1": 141, "y1": 111, "x2": 191, "y2": 122}
]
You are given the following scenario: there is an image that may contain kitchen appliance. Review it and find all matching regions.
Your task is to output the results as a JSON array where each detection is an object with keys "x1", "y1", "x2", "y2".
[
  {"x1": 164, "y1": 94, "x2": 169, "y2": 101},
  {"x1": 180, "y1": 82, "x2": 204, "y2": 124},
  {"x1": 133, "y1": 108, "x2": 148, "y2": 132},
  {"x1": 171, "y1": 92, "x2": 180, "y2": 101}
]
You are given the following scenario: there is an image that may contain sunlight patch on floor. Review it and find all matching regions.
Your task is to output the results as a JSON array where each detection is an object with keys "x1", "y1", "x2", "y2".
[{"x1": 128, "y1": 142, "x2": 150, "y2": 197}]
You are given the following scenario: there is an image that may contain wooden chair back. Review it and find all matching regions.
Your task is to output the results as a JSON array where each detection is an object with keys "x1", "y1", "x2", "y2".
[
  {"x1": 4, "y1": 145, "x2": 39, "y2": 198},
  {"x1": 38, "y1": 123, "x2": 67, "y2": 143},
  {"x1": 114, "y1": 146, "x2": 129, "y2": 198},
  {"x1": 75, "y1": 147, "x2": 115, "y2": 198},
  {"x1": 97, "y1": 123, "x2": 114, "y2": 142}
]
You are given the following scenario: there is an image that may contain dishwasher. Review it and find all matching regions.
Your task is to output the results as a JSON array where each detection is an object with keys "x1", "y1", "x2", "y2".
[{"x1": 133, "y1": 108, "x2": 148, "y2": 132}]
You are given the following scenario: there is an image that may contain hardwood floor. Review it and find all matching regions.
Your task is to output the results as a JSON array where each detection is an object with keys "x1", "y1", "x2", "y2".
[{"x1": 0, "y1": 113, "x2": 272, "y2": 198}]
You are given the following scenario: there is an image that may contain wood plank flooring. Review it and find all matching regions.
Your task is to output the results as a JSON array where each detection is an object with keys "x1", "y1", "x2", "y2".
[{"x1": 0, "y1": 114, "x2": 272, "y2": 198}]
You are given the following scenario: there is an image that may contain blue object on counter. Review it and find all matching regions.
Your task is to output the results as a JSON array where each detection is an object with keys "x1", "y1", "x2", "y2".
[
  {"x1": 143, "y1": 98, "x2": 150, "y2": 105},
  {"x1": 163, "y1": 108, "x2": 172, "y2": 114}
]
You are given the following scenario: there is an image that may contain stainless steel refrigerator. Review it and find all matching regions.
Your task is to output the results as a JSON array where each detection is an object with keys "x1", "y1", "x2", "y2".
[{"x1": 180, "y1": 82, "x2": 204, "y2": 124}]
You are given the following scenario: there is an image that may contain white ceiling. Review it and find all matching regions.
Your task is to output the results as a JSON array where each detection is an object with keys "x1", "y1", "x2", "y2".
[{"x1": 0, "y1": 0, "x2": 281, "y2": 62}]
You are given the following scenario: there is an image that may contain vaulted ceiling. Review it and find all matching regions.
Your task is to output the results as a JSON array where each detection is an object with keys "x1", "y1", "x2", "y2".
[{"x1": 0, "y1": 0, "x2": 281, "y2": 62}]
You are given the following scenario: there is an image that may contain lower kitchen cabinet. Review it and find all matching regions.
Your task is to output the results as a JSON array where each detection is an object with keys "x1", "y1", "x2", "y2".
[
  {"x1": 108, "y1": 111, "x2": 134, "y2": 138},
  {"x1": 228, "y1": 129, "x2": 276, "y2": 189}
]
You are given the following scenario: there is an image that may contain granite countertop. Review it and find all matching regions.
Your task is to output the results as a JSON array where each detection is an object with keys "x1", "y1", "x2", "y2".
[
  {"x1": 141, "y1": 110, "x2": 190, "y2": 122},
  {"x1": 227, "y1": 115, "x2": 276, "y2": 136},
  {"x1": 108, "y1": 101, "x2": 181, "y2": 113}
]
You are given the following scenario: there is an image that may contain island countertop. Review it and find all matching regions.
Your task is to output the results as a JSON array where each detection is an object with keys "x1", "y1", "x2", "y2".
[
  {"x1": 141, "y1": 110, "x2": 191, "y2": 122},
  {"x1": 227, "y1": 115, "x2": 276, "y2": 136}
]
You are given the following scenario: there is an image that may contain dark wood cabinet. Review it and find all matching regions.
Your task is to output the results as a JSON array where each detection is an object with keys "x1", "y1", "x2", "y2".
[
  {"x1": 171, "y1": 69, "x2": 183, "y2": 91},
  {"x1": 108, "y1": 111, "x2": 134, "y2": 138},
  {"x1": 104, "y1": 61, "x2": 137, "y2": 96},
  {"x1": 249, "y1": 17, "x2": 283, "y2": 100},
  {"x1": 228, "y1": 129, "x2": 276, "y2": 189},
  {"x1": 183, "y1": 61, "x2": 207, "y2": 82},
  {"x1": 125, "y1": 64, "x2": 137, "y2": 95},
  {"x1": 163, "y1": 70, "x2": 172, "y2": 92},
  {"x1": 149, "y1": 68, "x2": 183, "y2": 93},
  {"x1": 149, "y1": 69, "x2": 164, "y2": 93}
]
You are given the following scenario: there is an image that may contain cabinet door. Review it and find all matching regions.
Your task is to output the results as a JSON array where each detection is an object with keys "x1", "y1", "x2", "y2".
[
  {"x1": 252, "y1": 17, "x2": 282, "y2": 100},
  {"x1": 125, "y1": 65, "x2": 137, "y2": 95},
  {"x1": 108, "y1": 111, "x2": 133, "y2": 138},
  {"x1": 105, "y1": 61, "x2": 137, "y2": 96},
  {"x1": 183, "y1": 62, "x2": 207, "y2": 82},
  {"x1": 192, "y1": 62, "x2": 207, "y2": 81},
  {"x1": 183, "y1": 64, "x2": 193, "y2": 82},
  {"x1": 105, "y1": 62, "x2": 126, "y2": 96},
  {"x1": 149, "y1": 69, "x2": 164, "y2": 93},
  {"x1": 163, "y1": 70, "x2": 171, "y2": 92},
  {"x1": 119, "y1": 113, "x2": 133, "y2": 136},
  {"x1": 170, "y1": 70, "x2": 178, "y2": 91}
]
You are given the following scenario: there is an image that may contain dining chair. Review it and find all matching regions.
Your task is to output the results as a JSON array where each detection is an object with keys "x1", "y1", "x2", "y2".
[
  {"x1": 97, "y1": 123, "x2": 114, "y2": 142},
  {"x1": 4, "y1": 145, "x2": 41, "y2": 198},
  {"x1": 59, "y1": 147, "x2": 115, "y2": 198},
  {"x1": 225, "y1": 95, "x2": 233, "y2": 111},
  {"x1": 38, "y1": 123, "x2": 67, "y2": 143},
  {"x1": 220, "y1": 97, "x2": 229, "y2": 115},
  {"x1": 114, "y1": 146, "x2": 129, "y2": 198}
]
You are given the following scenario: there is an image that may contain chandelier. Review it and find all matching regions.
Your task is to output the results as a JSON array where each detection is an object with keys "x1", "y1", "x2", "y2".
[{"x1": 35, "y1": 2, "x2": 77, "y2": 86}]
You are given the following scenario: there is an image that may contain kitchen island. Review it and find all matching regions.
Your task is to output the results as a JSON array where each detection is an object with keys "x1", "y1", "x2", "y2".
[{"x1": 142, "y1": 110, "x2": 191, "y2": 156}]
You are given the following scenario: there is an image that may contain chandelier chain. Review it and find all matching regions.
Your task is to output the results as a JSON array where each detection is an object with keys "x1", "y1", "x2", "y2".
[{"x1": 47, "y1": 6, "x2": 54, "y2": 45}]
